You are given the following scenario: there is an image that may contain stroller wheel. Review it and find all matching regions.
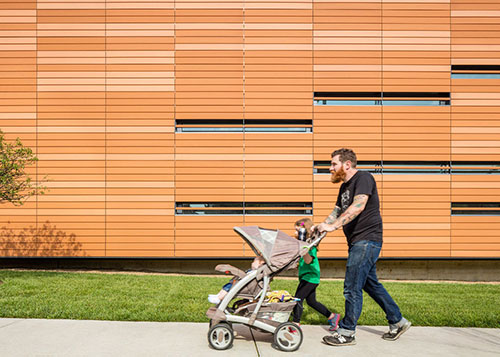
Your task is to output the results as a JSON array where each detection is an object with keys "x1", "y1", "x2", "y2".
[
  {"x1": 273, "y1": 322, "x2": 303, "y2": 352},
  {"x1": 208, "y1": 322, "x2": 234, "y2": 350}
]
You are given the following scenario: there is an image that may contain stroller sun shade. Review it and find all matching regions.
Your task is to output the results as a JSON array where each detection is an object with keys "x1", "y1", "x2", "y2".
[{"x1": 233, "y1": 226, "x2": 309, "y2": 273}]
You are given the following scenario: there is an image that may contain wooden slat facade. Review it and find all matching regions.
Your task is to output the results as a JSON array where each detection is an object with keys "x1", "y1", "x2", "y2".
[{"x1": 0, "y1": 0, "x2": 499, "y2": 258}]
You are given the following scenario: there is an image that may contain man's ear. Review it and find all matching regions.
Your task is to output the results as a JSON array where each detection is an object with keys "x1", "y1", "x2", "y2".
[{"x1": 344, "y1": 160, "x2": 352, "y2": 170}]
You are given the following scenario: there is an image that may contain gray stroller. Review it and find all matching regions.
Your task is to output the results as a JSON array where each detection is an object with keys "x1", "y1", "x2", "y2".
[{"x1": 206, "y1": 226, "x2": 326, "y2": 352}]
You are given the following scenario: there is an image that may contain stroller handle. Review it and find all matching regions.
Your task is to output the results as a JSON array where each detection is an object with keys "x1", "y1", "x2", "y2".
[{"x1": 303, "y1": 230, "x2": 328, "y2": 251}]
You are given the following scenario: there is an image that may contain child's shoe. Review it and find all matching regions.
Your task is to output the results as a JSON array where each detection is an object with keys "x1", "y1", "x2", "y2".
[
  {"x1": 208, "y1": 294, "x2": 220, "y2": 304},
  {"x1": 289, "y1": 324, "x2": 300, "y2": 334},
  {"x1": 328, "y1": 313, "x2": 341, "y2": 331}
]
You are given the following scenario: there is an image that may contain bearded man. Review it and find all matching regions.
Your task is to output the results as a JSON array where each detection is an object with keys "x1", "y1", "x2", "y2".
[{"x1": 315, "y1": 148, "x2": 411, "y2": 346}]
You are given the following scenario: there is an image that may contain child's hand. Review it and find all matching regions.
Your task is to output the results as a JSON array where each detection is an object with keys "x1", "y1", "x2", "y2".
[
  {"x1": 299, "y1": 245, "x2": 311, "y2": 257},
  {"x1": 303, "y1": 250, "x2": 313, "y2": 264}
]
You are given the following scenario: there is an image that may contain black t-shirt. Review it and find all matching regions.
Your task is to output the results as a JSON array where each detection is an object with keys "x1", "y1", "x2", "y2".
[{"x1": 335, "y1": 170, "x2": 383, "y2": 247}]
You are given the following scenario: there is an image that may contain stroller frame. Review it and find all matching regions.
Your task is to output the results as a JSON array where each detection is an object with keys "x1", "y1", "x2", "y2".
[
  {"x1": 207, "y1": 227, "x2": 327, "y2": 352},
  {"x1": 218, "y1": 267, "x2": 273, "y2": 332}
]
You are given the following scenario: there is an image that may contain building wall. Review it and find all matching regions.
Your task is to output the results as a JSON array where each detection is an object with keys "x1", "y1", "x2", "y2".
[{"x1": 0, "y1": 0, "x2": 499, "y2": 259}]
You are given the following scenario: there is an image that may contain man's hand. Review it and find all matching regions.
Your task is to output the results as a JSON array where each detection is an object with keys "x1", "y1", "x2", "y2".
[{"x1": 315, "y1": 222, "x2": 338, "y2": 233}]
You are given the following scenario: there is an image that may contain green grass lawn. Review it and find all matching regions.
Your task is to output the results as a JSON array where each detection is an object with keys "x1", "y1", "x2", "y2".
[{"x1": 0, "y1": 270, "x2": 499, "y2": 327}]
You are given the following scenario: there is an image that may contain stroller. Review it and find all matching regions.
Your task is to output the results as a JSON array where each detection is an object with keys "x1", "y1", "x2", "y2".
[{"x1": 206, "y1": 226, "x2": 326, "y2": 352}]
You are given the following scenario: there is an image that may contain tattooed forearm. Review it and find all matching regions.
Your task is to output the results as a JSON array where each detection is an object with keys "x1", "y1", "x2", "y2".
[
  {"x1": 335, "y1": 195, "x2": 368, "y2": 228},
  {"x1": 325, "y1": 206, "x2": 341, "y2": 224},
  {"x1": 316, "y1": 195, "x2": 369, "y2": 233}
]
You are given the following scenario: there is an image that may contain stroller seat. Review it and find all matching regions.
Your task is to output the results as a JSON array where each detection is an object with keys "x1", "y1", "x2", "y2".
[{"x1": 215, "y1": 264, "x2": 267, "y2": 299}]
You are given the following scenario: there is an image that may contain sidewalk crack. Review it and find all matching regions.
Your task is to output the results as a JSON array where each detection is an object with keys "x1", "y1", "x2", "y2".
[
  {"x1": 250, "y1": 328, "x2": 261, "y2": 357},
  {"x1": 0, "y1": 320, "x2": 23, "y2": 330}
]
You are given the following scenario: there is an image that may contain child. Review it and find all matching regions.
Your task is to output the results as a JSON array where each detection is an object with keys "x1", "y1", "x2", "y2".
[
  {"x1": 208, "y1": 255, "x2": 265, "y2": 304},
  {"x1": 292, "y1": 218, "x2": 340, "y2": 331}
]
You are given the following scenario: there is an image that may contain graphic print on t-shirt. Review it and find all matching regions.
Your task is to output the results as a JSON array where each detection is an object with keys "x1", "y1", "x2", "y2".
[
  {"x1": 336, "y1": 171, "x2": 383, "y2": 246},
  {"x1": 341, "y1": 190, "x2": 350, "y2": 212}
]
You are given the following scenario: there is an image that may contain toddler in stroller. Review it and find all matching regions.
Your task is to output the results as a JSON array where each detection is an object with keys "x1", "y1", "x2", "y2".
[
  {"x1": 208, "y1": 255, "x2": 265, "y2": 304},
  {"x1": 206, "y1": 226, "x2": 327, "y2": 352}
]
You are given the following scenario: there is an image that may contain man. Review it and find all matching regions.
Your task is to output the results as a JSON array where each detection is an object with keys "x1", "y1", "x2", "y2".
[{"x1": 315, "y1": 148, "x2": 411, "y2": 346}]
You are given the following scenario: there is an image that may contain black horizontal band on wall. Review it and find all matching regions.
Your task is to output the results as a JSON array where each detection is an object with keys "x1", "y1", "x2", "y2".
[
  {"x1": 313, "y1": 92, "x2": 451, "y2": 106},
  {"x1": 452, "y1": 203, "x2": 500, "y2": 216},
  {"x1": 452, "y1": 210, "x2": 500, "y2": 216},
  {"x1": 176, "y1": 119, "x2": 313, "y2": 125},
  {"x1": 175, "y1": 119, "x2": 313, "y2": 132},
  {"x1": 314, "y1": 92, "x2": 451, "y2": 98},
  {"x1": 314, "y1": 161, "x2": 500, "y2": 175},
  {"x1": 452, "y1": 65, "x2": 500, "y2": 72},
  {"x1": 452, "y1": 203, "x2": 500, "y2": 208},
  {"x1": 176, "y1": 202, "x2": 312, "y2": 208},
  {"x1": 314, "y1": 160, "x2": 382, "y2": 174},
  {"x1": 175, "y1": 202, "x2": 313, "y2": 216}
]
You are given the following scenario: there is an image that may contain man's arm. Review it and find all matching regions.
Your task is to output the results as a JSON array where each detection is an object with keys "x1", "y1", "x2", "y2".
[
  {"x1": 311, "y1": 206, "x2": 340, "y2": 233},
  {"x1": 325, "y1": 206, "x2": 341, "y2": 224},
  {"x1": 317, "y1": 194, "x2": 369, "y2": 232}
]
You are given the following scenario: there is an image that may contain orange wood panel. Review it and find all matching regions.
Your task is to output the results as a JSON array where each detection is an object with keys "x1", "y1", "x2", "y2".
[
  {"x1": 245, "y1": 2, "x2": 312, "y2": 120},
  {"x1": 175, "y1": 215, "x2": 244, "y2": 256},
  {"x1": 314, "y1": 106, "x2": 382, "y2": 161},
  {"x1": 314, "y1": 1, "x2": 381, "y2": 93},
  {"x1": 451, "y1": 216, "x2": 500, "y2": 257},
  {"x1": 0, "y1": 1, "x2": 37, "y2": 255},
  {"x1": 104, "y1": 1, "x2": 175, "y2": 256},
  {"x1": 383, "y1": 1, "x2": 450, "y2": 93},
  {"x1": 383, "y1": 106, "x2": 450, "y2": 161},
  {"x1": 381, "y1": 174, "x2": 451, "y2": 257},
  {"x1": 244, "y1": 132, "x2": 312, "y2": 202},
  {"x1": 35, "y1": 1, "x2": 107, "y2": 256},
  {"x1": 175, "y1": 132, "x2": 243, "y2": 203},
  {"x1": 175, "y1": 3, "x2": 243, "y2": 119}
]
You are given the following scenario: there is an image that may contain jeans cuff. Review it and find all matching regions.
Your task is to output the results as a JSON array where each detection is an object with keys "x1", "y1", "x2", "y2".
[
  {"x1": 337, "y1": 327, "x2": 355, "y2": 337},
  {"x1": 390, "y1": 317, "x2": 408, "y2": 330}
]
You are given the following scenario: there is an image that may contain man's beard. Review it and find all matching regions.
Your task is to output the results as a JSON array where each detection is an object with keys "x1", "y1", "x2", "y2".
[{"x1": 331, "y1": 167, "x2": 346, "y2": 183}]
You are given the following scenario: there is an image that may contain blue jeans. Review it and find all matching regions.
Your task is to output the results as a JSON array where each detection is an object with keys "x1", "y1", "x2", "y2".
[{"x1": 338, "y1": 240, "x2": 402, "y2": 336}]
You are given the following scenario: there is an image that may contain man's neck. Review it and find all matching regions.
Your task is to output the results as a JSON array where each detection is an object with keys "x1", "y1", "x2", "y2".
[{"x1": 344, "y1": 168, "x2": 358, "y2": 183}]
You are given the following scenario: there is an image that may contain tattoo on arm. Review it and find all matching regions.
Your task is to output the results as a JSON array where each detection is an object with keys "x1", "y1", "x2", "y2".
[
  {"x1": 336, "y1": 195, "x2": 369, "y2": 228},
  {"x1": 325, "y1": 206, "x2": 341, "y2": 224}
]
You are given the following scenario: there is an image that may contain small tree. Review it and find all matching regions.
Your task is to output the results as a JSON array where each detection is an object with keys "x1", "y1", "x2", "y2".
[{"x1": 0, "y1": 130, "x2": 46, "y2": 205}]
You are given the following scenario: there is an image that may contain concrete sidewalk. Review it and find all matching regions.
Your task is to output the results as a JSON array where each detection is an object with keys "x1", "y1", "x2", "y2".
[{"x1": 0, "y1": 318, "x2": 499, "y2": 356}]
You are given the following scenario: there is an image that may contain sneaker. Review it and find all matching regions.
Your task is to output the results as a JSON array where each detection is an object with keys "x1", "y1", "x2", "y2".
[
  {"x1": 323, "y1": 332, "x2": 356, "y2": 346},
  {"x1": 208, "y1": 294, "x2": 220, "y2": 304},
  {"x1": 327, "y1": 313, "x2": 341, "y2": 331},
  {"x1": 382, "y1": 319, "x2": 411, "y2": 341}
]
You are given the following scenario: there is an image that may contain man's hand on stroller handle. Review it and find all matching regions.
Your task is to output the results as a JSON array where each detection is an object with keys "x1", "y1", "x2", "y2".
[
  {"x1": 313, "y1": 222, "x2": 338, "y2": 234},
  {"x1": 299, "y1": 228, "x2": 328, "y2": 251}
]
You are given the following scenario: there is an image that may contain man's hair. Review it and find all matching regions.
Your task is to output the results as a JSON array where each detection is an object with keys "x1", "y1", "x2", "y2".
[{"x1": 331, "y1": 148, "x2": 357, "y2": 167}]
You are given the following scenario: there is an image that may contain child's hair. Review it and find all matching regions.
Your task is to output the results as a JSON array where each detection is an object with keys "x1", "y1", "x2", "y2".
[
  {"x1": 294, "y1": 218, "x2": 313, "y2": 240},
  {"x1": 254, "y1": 255, "x2": 265, "y2": 265},
  {"x1": 251, "y1": 255, "x2": 265, "y2": 270}
]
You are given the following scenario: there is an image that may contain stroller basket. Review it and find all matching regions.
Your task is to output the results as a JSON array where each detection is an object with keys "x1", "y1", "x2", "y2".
[{"x1": 235, "y1": 301, "x2": 297, "y2": 327}]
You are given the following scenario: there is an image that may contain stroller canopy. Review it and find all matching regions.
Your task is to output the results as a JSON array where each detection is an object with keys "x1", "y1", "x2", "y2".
[{"x1": 233, "y1": 226, "x2": 308, "y2": 273}]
